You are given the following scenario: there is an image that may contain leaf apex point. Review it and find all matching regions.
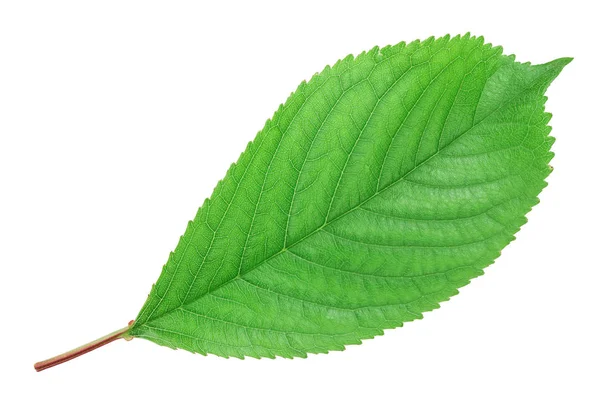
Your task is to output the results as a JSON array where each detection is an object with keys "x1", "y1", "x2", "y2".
[{"x1": 554, "y1": 56, "x2": 574, "y2": 66}]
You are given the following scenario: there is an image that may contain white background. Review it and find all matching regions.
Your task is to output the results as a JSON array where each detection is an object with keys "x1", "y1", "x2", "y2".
[{"x1": 1, "y1": 1, "x2": 598, "y2": 399}]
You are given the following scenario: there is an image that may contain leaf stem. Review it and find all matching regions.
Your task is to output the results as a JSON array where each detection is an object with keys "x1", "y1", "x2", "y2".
[{"x1": 34, "y1": 321, "x2": 134, "y2": 372}]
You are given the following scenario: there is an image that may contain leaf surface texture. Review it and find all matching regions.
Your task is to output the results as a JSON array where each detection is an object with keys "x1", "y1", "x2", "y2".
[{"x1": 130, "y1": 35, "x2": 569, "y2": 358}]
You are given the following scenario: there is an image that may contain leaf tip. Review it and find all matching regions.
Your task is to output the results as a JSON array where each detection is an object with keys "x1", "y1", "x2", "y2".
[
  {"x1": 544, "y1": 57, "x2": 574, "y2": 76},
  {"x1": 555, "y1": 56, "x2": 574, "y2": 66}
]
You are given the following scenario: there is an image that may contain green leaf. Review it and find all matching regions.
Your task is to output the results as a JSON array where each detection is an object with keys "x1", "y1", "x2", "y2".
[{"x1": 130, "y1": 34, "x2": 570, "y2": 359}]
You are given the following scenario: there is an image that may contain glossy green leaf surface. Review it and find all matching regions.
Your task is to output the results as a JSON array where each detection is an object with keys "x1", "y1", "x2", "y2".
[{"x1": 130, "y1": 35, "x2": 570, "y2": 358}]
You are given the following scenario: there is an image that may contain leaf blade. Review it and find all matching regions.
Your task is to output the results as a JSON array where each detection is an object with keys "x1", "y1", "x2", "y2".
[{"x1": 131, "y1": 35, "x2": 570, "y2": 358}]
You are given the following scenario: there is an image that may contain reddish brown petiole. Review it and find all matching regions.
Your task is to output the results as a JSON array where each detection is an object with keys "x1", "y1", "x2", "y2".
[{"x1": 34, "y1": 321, "x2": 134, "y2": 372}]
